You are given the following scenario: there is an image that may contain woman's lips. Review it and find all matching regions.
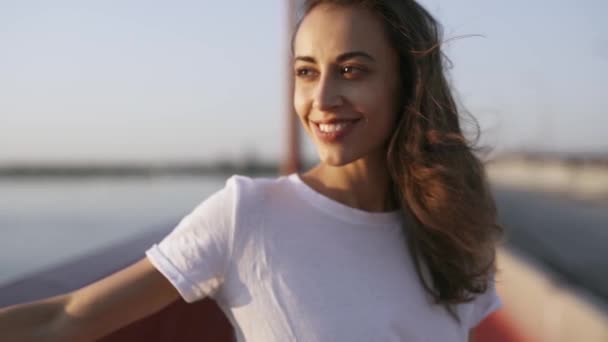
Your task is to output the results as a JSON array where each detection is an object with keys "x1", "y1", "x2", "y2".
[{"x1": 311, "y1": 118, "x2": 361, "y2": 144}]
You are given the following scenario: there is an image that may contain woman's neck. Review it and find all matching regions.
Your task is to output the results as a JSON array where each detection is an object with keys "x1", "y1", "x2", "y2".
[{"x1": 300, "y1": 154, "x2": 398, "y2": 213}]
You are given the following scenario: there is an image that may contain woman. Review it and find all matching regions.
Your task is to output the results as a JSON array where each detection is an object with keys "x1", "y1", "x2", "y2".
[{"x1": 0, "y1": 0, "x2": 503, "y2": 341}]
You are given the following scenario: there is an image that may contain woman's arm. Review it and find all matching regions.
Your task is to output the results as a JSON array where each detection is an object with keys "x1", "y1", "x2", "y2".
[
  {"x1": 0, "y1": 256, "x2": 180, "y2": 342},
  {"x1": 0, "y1": 293, "x2": 72, "y2": 342}
]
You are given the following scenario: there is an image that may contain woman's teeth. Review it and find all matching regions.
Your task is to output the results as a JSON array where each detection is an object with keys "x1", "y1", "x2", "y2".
[{"x1": 318, "y1": 122, "x2": 350, "y2": 133}]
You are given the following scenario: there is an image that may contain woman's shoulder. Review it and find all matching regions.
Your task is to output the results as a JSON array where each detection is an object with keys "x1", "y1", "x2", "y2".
[
  {"x1": 217, "y1": 174, "x2": 299, "y2": 230},
  {"x1": 222, "y1": 173, "x2": 296, "y2": 204},
  {"x1": 225, "y1": 173, "x2": 293, "y2": 191}
]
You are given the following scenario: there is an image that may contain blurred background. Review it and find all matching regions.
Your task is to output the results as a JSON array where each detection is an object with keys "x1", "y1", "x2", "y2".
[{"x1": 0, "y1": 0, "x2": 606, "y2": 341}]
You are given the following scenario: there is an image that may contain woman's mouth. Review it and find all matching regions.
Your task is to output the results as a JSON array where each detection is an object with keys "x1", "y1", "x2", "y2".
[{"x1": 311, "y1": 118, "x2": 362, "y2": 144}]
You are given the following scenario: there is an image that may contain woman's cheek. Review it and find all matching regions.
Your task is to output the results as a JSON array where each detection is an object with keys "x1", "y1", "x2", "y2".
[
  {"x1": 293, "y1": 93, "x2": 306, "y2": 120},
  {"x1": 364, "y1": 92, "x2": 398, "y2": 139},
  {"x1": 293, "y1": 86, "x2": 312, "y2": 115}
]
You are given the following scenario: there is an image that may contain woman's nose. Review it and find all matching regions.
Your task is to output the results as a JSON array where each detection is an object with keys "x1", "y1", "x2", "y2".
[{"x1": 312, "y1": 75, "x2": 344, "y2": 111}]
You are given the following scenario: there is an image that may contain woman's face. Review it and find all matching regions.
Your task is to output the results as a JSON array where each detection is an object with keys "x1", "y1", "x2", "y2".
[{"x1": 293, "y1": 4, "x2": 401, "y2": 167}]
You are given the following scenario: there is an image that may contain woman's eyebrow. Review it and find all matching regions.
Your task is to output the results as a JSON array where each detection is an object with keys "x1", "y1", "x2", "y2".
[
  {"x1": 336, "y1": 51, "x2": 375, "y2": 63},
  {"x1": 294, "y1": 51, "x2": 376, "y2": 63},
  {"x1": 294, "y1": 56, "x2": 317, "y2": 63}
]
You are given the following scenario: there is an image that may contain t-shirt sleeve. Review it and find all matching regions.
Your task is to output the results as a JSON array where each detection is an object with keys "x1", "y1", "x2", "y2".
[
  {"x1": 145, "y1": 176, "x2": 237, "y2": 303},
  {"x1": 468, "y1": 277, "x2": 503, "y2": 329}
]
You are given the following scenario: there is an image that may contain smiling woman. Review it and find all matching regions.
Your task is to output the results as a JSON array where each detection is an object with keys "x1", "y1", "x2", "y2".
[
  {"x1": 0, "y1": 1, "x2": 502, "y2": 341},
  {"x1": 293, "y1": 4, "x2": 401, "y2": 169},
  {"x1": 291, "y1": 0, "x2": 503, "y2": 329}
]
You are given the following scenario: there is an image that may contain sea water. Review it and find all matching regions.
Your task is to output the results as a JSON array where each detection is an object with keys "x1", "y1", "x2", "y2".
[{"x1": 0, "y1": 175, "x2": 228, "y2": 286}]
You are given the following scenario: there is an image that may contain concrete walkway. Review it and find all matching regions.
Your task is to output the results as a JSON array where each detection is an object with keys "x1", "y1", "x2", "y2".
[{"x1": 496, "y1": 248, "x2": 608, "y2": 341}]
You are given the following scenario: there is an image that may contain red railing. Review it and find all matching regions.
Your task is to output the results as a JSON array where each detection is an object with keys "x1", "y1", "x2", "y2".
[
  {"x1": 99, "y1": 299, "x2": 234, "y2": 341},
  {"x1": 100, "y1": 299, "x2": 530, "y2": 342}
]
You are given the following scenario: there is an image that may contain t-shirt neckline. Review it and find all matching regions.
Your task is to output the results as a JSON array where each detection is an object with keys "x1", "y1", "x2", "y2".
[{"x1": 288, "y1": 173, "x2": 403, "y2": 226}]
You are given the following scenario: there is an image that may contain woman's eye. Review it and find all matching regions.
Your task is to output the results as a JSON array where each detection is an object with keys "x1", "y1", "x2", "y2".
[
  {"x1": 342, "y1": 66, "x2": 354, "y2": 73},
  {"x1": 295, "y1": 67, "x2": 317, "y2": 78},
  {"x1": 341, "y1": 65, "x2": 364, "y2": 78}
]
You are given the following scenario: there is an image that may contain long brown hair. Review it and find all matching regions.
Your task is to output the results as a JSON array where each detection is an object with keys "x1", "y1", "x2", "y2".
[{"x1": 297, "y1": 0, "x2": 504, "y2": 321}]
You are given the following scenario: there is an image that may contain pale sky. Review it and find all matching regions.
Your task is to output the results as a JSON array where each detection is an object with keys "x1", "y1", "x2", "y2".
[{"x1": 1, "y1": 0, "x2": 606, "y2": 164}]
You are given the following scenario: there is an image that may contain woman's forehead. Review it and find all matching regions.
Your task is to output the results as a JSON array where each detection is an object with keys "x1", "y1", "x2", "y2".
[{"x1": 294, "y1": 4, "x2": 392, "y2": 60}]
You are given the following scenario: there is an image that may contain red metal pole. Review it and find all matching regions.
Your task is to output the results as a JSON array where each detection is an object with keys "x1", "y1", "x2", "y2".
[{"x1": 279, "y1": 0, "x2": 300, "y2": 175}]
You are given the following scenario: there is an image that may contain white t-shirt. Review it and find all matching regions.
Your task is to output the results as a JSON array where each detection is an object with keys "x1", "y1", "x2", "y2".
[{"x1": 145, "y1": 174, "x2": 502, "y2": 342}]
